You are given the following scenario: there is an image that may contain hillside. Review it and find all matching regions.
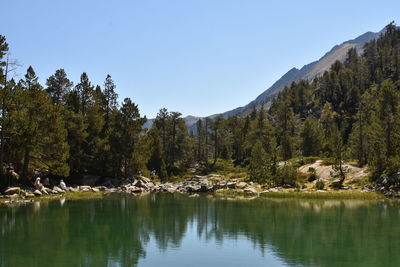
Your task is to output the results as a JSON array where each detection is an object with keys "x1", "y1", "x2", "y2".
[{"x1": 145, "y1": 30, "x2": 381, "y2": 131}]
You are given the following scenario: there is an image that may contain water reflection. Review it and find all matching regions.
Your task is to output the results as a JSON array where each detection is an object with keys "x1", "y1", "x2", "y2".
[{"x1": 0, "y1": 195, "x2": 399, "y2": 267}]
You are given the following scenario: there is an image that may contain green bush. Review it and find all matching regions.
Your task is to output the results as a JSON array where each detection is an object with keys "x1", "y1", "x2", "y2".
[
  {"x1": 322, "y1": 158, "x2": 336, "y2": 166},
  {"x1": 315, "y1": 179, "x2": 325, "y2": 190},
  {"x1": 307, "y1": 167, "x2": 318, "y2": 182},
  {"x1": 275, "y1": 163, "x2": 305, "y2": 187}
]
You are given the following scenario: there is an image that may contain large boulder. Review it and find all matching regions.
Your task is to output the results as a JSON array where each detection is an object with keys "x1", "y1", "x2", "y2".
[
  {"x1": 69, "y1": 187, "x2": 79, "y2": 192},
  {"x1": 226, "y1": 182, "x2": 237, "y2": 189},
  {"x1": 25, "y1": 192, "x2": 35, "y2": 197},
  {"x1": 41, "y1": 188, "x2": 50, "y2": 194},
  {"x1": 53, "y1": 186, "x2": 65, "y2": 193},
  {"x1": 33, "y1": 190, "x2": 42, "y2": 196},
  {"x1": 79, "y1": 185, "x2": 92, "y2": 191},
  {"x1": 236, "y1": 182, "x2": 248, "y2": 189},
  {"x1": 135, "y1": 180, "x2": 149, "y2": 189},
  {"x1": 4, "y1": 187, "x2": 21, "y2": 195},
  {"x1": 129, "y1": 186, "x2": 143, "y2": 193},
  {"x1": 244, "y1": 187, "x2": 258, "y2": 194},
  {"x1": 137, "y1": 176, "x2": 151, "y2": 184},
  {"x1": 185, "y1": 184, "x2": 201, "y2": 193}
]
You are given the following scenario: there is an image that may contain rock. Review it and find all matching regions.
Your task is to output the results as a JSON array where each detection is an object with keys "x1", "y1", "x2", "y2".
[
  {"x1": 269, "y1": 187, "x2": 281, "y2": 192},
  {"x1": 199, "y1": 182, "x2": 213, "y2": 192},
  {"x1": 226, "y1": 182, "x2": 236, "y2": 189},
  {"x1": 134, "y1": 179, "x2": 149, "y2": 189},
  {"x1": 190, "y1": 175, "x2": 204, "y2": 182},
  {"x1": 213, "y1": 183, "x2": 225, "y2": 190},
  {"x1": 96, "y1": 186, "x2": 107, "y2": 191},
  {"x1": 244, "y1": 187, "x2": 258, "y2": 194},
  {"x1": 91, "y1": 187, "x2": 100, "y2": 192},
  {"x1": 6, "y1": 193, "x2": 19, "y2": 199},
  {"x1": 4, "y1": 187, "x2": 21, "y2": 195},
  {"x1": 25, "y1": 192, "x2": 35, "y2": 197},
  {"x1": 259, "y1": 190, "x2": 270, "y2": 195},
  {"x1": 384, "y1": 190, "x2": 400, "y2": 198},
  {"x1": 205, "y1": 174, "x2": 222, "y2": 179},
  {"x1": 51, "y1": 190, "x2": 59, "y2": 194},
  {"x1": 186, "y1": 184, "x2": 201, "y2": 193},
  {"x1": 329, "y1": 179, "x2": 343, "y2": 189},
  {"x1": 129, "y1": 186, "x2": 143, "y2": 193},
  {"x1": 53, "y1": 186, "x2": 65, "y2": 193},
  {"x1": 79, "y1": 185, "x2": 92, "y2": 191},
  {"x1": 34, "y1": 190, "x2": 43, "y2": 196},
  {"x1": 41, "y1": 188, "x2": 49, "y2": 195},
  {"x1": 341, "y1": 186, "x2": 352, "y2": 190},
  {"x1": 137, "y1": 176, "x2": 151, "y2": 183},
  {"x1": 105, "y1": 188, "x2": 117, "y2": 193},
  {"x1": 236, "y1": 182, "x2": 248, "y2": 189}
]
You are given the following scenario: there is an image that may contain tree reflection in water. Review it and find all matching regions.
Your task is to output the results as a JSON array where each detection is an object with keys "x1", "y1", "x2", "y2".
[{"x1": 0, "y1": 194, "x2": 399, "y2": 267}]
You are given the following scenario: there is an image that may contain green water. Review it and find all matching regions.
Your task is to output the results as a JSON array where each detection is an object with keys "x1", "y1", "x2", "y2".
[{"x1": 0, "y1": 194, "x2": 399, "y2": 267}]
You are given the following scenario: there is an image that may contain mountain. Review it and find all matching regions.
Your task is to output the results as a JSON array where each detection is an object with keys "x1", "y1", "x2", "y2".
[
  {"x1": 212, "y1": 30, "x2": 381, "y2": 118},
  {"x1": 145, "y1": 30, "x2": 382, "y2": 131}
]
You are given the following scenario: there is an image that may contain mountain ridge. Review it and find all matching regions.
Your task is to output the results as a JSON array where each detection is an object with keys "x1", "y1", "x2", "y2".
[{"x1": 144, "y1": 29, "x2": 382, "y2": 131}]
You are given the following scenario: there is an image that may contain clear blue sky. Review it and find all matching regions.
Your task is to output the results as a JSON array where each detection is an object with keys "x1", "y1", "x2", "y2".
[{"x1": 2, "y1": 0, "x2": 399, "y2": 118}]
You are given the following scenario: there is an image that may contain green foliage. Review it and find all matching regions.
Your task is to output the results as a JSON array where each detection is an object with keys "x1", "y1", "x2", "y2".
[
  {"x1": 307, "y1": 167, "x2": 318, "y2": 182},
  {"x1": 300, "y1": 116, "x2": 322, "y2": 156},
  {"x1": 248, "y1": 142, "x2": 268, "y2": 183},
  {"x1": 275, "y1": 163, "x2": 304, "y2": 187},
  {"x1": 315, "y1": 179, "x2": 325, "y2": 190},
  {"x1": 46, "y1": 69, "x2": 73, "y2": 104},
  {"x1": 287, "y1": 157, "x2": 318, "y2": 168},
  {"x1": 3, "y1": 22, "x2": 400, "y2": 186},
  {"x1": 153, "y1": 108, "x2": 190, "y2": 176}
]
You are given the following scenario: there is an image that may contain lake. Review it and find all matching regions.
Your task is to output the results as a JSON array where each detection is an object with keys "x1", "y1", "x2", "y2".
[{"x1": 0, "y1": 194, "x2": 399, "y2": 267}]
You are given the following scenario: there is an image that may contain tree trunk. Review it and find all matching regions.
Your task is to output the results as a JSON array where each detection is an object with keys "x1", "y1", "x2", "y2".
[
  {"x1": 0, "y1": 57, "x2": 8, "y2": 187},
  {"x1": 21, "y1": 148, "x2": 31, "y2": 185}
]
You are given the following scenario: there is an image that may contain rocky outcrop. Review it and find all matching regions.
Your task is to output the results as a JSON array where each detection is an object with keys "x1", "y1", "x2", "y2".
[
  {"x1": 4, "y1": 187, "x2": 21, "y2": 195},
  {"x1": 298, "y1": 160, "x2": 368, "y2": 181}
]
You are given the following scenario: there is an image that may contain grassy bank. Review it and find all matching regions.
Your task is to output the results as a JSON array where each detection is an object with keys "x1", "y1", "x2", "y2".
[
  {"x1": 0, "y1": 188, "x2": 389, "y2": 205},
  {"x1": 0, "y1": 191, "x2": 105, "y2": 204},
  {"x1": 260, "y1": 190, "x2": 385, "y2": 200},
  {"x1": 214, "y1": 189, "x2": 386, "y2": 200}
]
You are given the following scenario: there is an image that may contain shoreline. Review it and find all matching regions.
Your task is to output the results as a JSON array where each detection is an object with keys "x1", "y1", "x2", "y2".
[
  {"x1": 0, "y1": 190, "x2": 387, "y2": 206},
  {"x1": 0, "y1": 174, "x2": 390, "y2": 204}
]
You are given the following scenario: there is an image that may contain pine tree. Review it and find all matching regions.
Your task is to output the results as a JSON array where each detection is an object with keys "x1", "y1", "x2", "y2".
[
  {"x1": 300, "y1": 116, "x2": 322, "y2": 157},
  {"x1": 103, "y1": 74, "x2": 118, "y2": 131},
  {"x1": 147, "y1": 128, "x2": 168, "y2": 181},
  {"x1": 249, "y1": 141, "x2": 272, "y2": 185},
  {"x1": 0, "y1": 35, "x2": 9, "y2": 186},
  {"x1": 368, "y1": 79, "x2": 400, "y2": 176},
  {"x1": 18, "y1": 67, "x2": 69, "y2": 182},
  {"x1": 73, "y1": 72, "x2": 94, "y2": 115},
  {"x1": 46, "y1": 69, "x2": 73, "y2": 104},
  {"x1": 109, "y1": 98, "x2": 146, "y2": 177}
]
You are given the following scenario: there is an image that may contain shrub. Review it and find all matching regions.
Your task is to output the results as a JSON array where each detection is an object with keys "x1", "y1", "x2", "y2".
[
  {"x1": 322, "y1": 158, "x2": 336, "y2": 166},
  {"x1": 315, "y1": 179, "x2": 325, "y2": 190},
  {"x1": 275, "y1": 163, "x2": 305, "y2": 187},
  {"x1": 307, "y1": 167, "x2": 318, "y2": 182}
]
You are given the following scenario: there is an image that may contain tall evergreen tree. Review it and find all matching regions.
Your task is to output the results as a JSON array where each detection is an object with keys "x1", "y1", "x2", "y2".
[
  {"x1": 18, "y1": 67, "x2": 69, "y2": 182},
  {"x1": 46, "y1": 69, "x2": 73, "y2": 104}
]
